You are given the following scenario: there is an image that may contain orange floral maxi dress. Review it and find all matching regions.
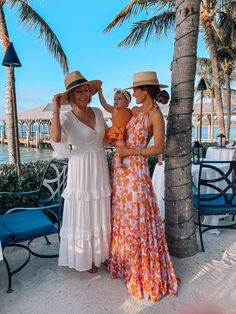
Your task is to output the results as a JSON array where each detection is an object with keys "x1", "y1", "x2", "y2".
[{"x1": 108, "y1": 110, "x2": 178, "y2": 302}]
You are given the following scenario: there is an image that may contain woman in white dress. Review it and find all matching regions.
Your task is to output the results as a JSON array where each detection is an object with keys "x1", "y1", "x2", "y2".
[{"x1": 51, "y1": 71, "x2": 111, "y2": 273}]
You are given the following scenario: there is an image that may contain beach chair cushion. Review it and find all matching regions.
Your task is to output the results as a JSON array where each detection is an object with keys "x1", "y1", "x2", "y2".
[
  {"x1": 193, "y1": 193, "x2": 236, "y2": 215},
  {"x1": 0, "y1": 210, "x2": 57, "y2": 246}
]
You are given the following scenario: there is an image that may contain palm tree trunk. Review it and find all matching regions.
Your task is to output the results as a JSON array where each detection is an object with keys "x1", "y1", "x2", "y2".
[
  {"x1": 224, "y1": 73, "x2": 231, "y2": 141},
  {"x1": 5, "y1": 67, "x2": 17, "y2": 164},
  {"x1": 204, "y1": 25, "x2": 225, "y2": 135},
  {"x1": 210, "y1": 96, "x2": 214, "y2": 141},
  {"x1": 165, "y1": 0, "x2": 200, "y2": 257},
  {"x1": 0, "y1": 3, "x2": 16, "y2": 164}
]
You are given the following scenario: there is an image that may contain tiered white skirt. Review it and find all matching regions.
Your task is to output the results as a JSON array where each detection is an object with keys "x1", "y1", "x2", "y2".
[{"x1": 58, "y1": 150, "x2": 111, "y2": 271}]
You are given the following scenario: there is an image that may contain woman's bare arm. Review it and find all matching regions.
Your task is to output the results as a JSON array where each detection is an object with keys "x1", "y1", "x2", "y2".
[
  {"x1": 50, "y1": 94, "x2": 62, "y2": 142},
  {"x1": 98, "y1": 88, "x2": 114, "y2": 113}
]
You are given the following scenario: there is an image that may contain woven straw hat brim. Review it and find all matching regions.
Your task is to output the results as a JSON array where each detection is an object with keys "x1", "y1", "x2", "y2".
[{"x1": 60, "y1": 80, "x2": 102, "y2": 105}]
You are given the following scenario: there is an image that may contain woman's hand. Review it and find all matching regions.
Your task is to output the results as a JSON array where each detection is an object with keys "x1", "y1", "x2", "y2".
[
  {"x1": 52, "y1": 93, "x2": 62, "y2": 111},
  {"x1": 51, "y1": 93, "x2": 63, "y2": 142},
  {"x1": 97, "y1": 87, "x2": 103, "y2": 95},
  {"x1": 115, "y1": 145, "x2": 133, "y2": 157}
]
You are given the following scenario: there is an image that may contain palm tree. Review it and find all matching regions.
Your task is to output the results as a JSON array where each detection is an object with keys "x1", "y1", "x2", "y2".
[
  {"x1": 217, "y1": 47, "x2": 236, "y2": 140},
  {"x1": 0, "y1": 0, "x2": 68, "y2": 164},
  {"x1": 197, "y1": 57, "x2": 236, "y2": 142},
  {"x1": 164, "y1": 0, "x2": 201, "y2": 257},
  {"x1": 196, "y1": 58, "x2": 215, "y2": 142},
  {"x1": 214, "y1": 1, "x2": 236, "y2": 140},
  {"x1": 200, "y1": 0, "x2": 226, "y2": 136}
]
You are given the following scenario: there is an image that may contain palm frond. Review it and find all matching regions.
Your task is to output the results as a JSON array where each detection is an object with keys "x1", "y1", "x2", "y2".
[
  {"x1": 197, "y1": 57, "x2": 212, "y2": 69},
  {"x1": 215, "y1": 1, "x2": 236, "y2": 48},
  {"x1": 103, "y1": 0, "x2": 173, "y2": 33},
  {"x1": 152, "y1": 0, "x2": 175, "y2": 15},
  {"x1": 104, "y1": 0, "x2": 153, "y2": 33},
  {"x1": 118, "y1": 11, "x2": 175, "y2": 47},
  {"x1": 196, "y1": 57, "x2": 226, "y2": 89},
  {"x1": 10, "y1": 0, "x2": 31, "y2": 3},
  {"x1": 9, "y1": 0, "x2": 69, "y2": 74},
  {"x1": 217, "y1": 46, "x2": 236, "y2": 61},
  {"x1": 196, "y1": 57, "x2": 212, "y2": 79}
]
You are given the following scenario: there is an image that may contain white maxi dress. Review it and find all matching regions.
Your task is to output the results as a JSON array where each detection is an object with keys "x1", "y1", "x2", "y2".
[{"x1": 52, "y1": 107, "x2": 111, "y2": 271}]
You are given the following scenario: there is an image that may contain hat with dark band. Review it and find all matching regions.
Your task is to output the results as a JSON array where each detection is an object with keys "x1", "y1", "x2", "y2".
[{"x1": 61, "y1": 71, "x2": 102, "y2": 105}]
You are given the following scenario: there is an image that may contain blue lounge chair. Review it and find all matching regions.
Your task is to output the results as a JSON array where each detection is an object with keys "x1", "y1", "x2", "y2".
[
  {"x1": 193, "y1": 160, "x2": 236, "y2": 252},
  {"x1": 0, "y1": 160, "x2": 68, "y2": 292}
]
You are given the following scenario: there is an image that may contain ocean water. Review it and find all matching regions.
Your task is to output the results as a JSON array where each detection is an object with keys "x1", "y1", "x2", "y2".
[
  {"x1": 0, "y1": 145, "x2": 53, "y2": 164},
  {"x1": 0, "y1": 126, "x2": 235, "y2": 164}
]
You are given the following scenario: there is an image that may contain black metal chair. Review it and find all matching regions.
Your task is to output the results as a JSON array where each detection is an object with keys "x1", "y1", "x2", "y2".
[
  {"x1": 0, "y1": 160, "x2": 68, "y2": 292},
  {"x1": 193, "y1": 160, "x2": 236, "y2": 252}
]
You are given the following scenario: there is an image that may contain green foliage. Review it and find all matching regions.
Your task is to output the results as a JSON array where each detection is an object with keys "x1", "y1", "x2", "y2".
[
  {"x1": 0, "y1": 153, "x2": 158, "y2": 212},
  {"x1": 0, "y1": 160, "x2": 49, "y2": 213},
  {"x1": 0, "y1": 160, "x2": 48, "y2": 192},
  {"x1": 1, "y1": 144, "x2": 219, "y2": 213}
]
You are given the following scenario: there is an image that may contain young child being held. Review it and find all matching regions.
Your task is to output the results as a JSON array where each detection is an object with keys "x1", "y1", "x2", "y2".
[{"x1": 98, "y1": 88, "x2": 132, "y2": 168}]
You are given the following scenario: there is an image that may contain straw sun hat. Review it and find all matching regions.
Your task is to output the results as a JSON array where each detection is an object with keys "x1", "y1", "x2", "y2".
[
  {"x1": 125, "y1": 71, "x2": 168, "y2": 89},
  {"x1": 60, "y1": 71, "x2": 102, "y2": 105}
]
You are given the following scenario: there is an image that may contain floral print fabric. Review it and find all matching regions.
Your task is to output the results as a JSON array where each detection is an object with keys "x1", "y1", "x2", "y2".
[{"x1": 108, "y1": 110, "x2": 178, "y2": 302}]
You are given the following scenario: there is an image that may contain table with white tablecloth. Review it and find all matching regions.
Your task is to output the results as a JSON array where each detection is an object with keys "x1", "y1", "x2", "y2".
[
  {"x1": 206, "y1": 146, "x2": 234, "y2": 161},
  {"x1": 152, "y1": 161, "x2": 230, "y2": 232}
]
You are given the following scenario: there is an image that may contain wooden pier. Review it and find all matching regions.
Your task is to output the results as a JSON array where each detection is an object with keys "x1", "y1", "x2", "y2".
[{"x1": 0, "y1": 135, "x2": 51, "y2": 148}]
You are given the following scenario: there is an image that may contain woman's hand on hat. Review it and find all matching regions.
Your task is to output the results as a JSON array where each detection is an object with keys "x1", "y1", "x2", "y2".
[
  {"x1": 97, "y1": 87, "x2": 103, "y2": 95},
  {"x1": 53, "y1": 93, "x2": 62, "y2": 111}
]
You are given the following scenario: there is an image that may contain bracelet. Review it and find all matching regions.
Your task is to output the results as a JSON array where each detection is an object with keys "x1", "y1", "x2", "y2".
[{"x1": 52, "y1": 111, "x2": 59, "y2": 115}]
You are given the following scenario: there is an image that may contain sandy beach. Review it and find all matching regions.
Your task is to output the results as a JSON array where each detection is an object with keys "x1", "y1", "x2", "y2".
[{"x1": 1, "y1": 229, "x2": 236, "y2": 314}]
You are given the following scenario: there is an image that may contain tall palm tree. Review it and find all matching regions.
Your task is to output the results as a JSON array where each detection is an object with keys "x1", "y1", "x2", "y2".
[
  {"x1": 196, "y1": 58, "x2": 215, "y2": 142},
  {"x1": 0, "y1": 0, "x2": 68, "y2": 164},
  {"x1": 197, "y1": 50, "x2": 236, "y2": 141},
  {"x1": 217, "y1": 47, "x2": 236, "y2": 140},
  {"x1": 200, "y1": 0, "x2": 226, "y2": 135},
  {"x1": 214, "y1": 0, "x2": 236, "y2": 140},
  {"x1": 164, "y1": 0, "x2": 200, "y2": 257}
]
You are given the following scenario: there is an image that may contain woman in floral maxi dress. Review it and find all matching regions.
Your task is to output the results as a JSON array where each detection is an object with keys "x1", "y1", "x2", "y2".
[{"x1": 108, "y1": 71, "x2": 178, "y2": 302}]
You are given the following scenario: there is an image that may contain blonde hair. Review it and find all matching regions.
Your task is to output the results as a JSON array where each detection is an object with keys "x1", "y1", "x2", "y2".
[{"x1": 114, "y1": 88, "x2": 131, "y2": 104}]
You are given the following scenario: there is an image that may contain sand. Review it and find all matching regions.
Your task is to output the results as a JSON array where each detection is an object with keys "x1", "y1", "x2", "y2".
[{"x1": 1, "y1": 229, "x2": 236, "y2": 314}]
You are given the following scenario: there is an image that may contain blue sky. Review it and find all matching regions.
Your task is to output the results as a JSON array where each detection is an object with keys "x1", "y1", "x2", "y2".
[{"x1": 0, "y1": 0, "x2": 208, "y2": 113}]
